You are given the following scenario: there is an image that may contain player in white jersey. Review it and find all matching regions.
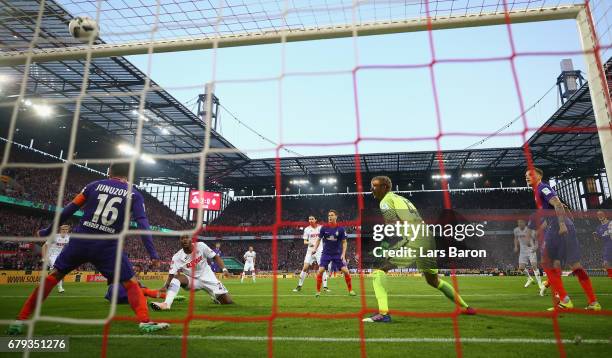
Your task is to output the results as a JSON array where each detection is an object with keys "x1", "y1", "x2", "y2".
[
  {"x1": 241, "y1": 246, "x2": 257, "y2": 283},
  {"x1": 293, "y1": 216, "x2": 328, "y2": 292},
  {"x1": 151, "y1": 235, "x2": 232, "y2": 310},
  {"x1": 513, "y1": 219, "x2": 543, "y2": 294},
  {"x1": 41, "y1": 225, "x2": 70, "y2": 293}
]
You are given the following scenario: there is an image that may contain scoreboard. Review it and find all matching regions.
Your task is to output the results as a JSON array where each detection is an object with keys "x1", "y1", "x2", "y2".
[{"x1": 188, "y1": 190, "x2": 221, "y2": 211}]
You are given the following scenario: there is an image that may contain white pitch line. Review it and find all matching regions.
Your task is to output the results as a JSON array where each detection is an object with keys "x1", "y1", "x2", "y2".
[
  {"x1": 68, "y1": 335, "x2": 611, "y2": 344},
  {"x1": 217, "y1": 293, "x2": 612, "y2": 298},
  {"x1": 1, "y1": 293, "x2": 611, "y2": 298},
  {"x1": 0, "y1": 294, "x2": 540, "y2": 298}
]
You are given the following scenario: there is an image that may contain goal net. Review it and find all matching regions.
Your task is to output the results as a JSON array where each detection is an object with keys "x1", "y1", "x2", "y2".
[{"x1": 0, "y1": 0, "x2": 610, "y2": 357}]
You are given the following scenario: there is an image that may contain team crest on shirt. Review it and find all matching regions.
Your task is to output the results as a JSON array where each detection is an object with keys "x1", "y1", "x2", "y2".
[{"x1": 380, "y1": 202, "x2": 390, "y2": 210}]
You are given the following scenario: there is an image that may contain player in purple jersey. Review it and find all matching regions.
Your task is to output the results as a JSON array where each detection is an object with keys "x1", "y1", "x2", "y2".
[
  {"x1": 7, "y1": 163, "x2": 169, "y2": 335},
  {"x1": 311, "y1": 210, "x2": 355, "y2": 297},
  {"x1": 592, "y1": 210, "x2": 612, "y2": 279},
  {"x1": 210, "y1": 242, "x2": 223, "y2": 273},
  {"x1": 526, "y1": 167, "x2": 600, "y2": 311}
]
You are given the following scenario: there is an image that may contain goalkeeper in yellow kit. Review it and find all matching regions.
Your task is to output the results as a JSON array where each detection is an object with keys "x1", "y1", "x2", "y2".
[{"x1": 362, "y1": 176, "x2": 476, "y2": 323}]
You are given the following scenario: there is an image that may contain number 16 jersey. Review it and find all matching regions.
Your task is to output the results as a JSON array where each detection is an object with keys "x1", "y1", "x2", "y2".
[{"x1": 72, "y1": 178, "x2": 148, "y2": 241}]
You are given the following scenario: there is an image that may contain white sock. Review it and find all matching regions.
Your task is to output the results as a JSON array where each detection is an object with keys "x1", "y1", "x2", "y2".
[
  {"x1": 533, "y1": 268, "x2": 542, "y2": 286},
  {"x1": 298, "y1": 271, "x2": 307, "y2": 286},
  {"x1": 164, "y1": 278, "x2": 180, "y2": 308},
  {"x1": 322, "y1": 271, "x2": 328, "y2": 288},
  {"x1": 57, "y1": 280, "x2": 63, "y2": 290},
  {"x1": 252, "y1": 273, "x2": 256, "y2": 282},
  {"x1": 241, "y1": 273, "x2": 245, "y2": 283},
  {"x1": 524, "y1": 268, "x2": 532, "y2": 279}
]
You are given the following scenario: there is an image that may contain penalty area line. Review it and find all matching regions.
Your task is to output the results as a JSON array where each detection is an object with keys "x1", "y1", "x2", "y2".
[{"x1": 69, "y1": 335, "x2": 610, "y2": 344}]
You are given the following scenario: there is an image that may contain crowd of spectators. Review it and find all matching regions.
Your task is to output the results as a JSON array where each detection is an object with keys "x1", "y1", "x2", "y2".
[
  {"x1": 0, "y1": 146, "x2": 191, "y2": 270},
  {"x1": 206, "y1": 239, "x2": 357, "y2": 272},
  {"x1": 0, "y1": 209, "x2": 183, "y2": 271},
  {"x1": 207, "y1": 189, "x2": 536, "y2": 235},
  {"x1": 0, "y1": 145, "x2": 608, "y2": 272},
  {"x1": 0, "y1": 207, "x2": 609, "y2": 272},
  {"x1": 0, "y1": 146, "x2": 190, "y2": 231},
  {"x1": 203, "y1": 190, "x2": 609, "y2": 271},
  {"x1": 208, "y1": 195, "x2": 359, "y2": 235},
  {"x1": 1, "y1": 167, "x2": 190, "y2": 231},
  {"x1": 0, "y1": 251, "x2": 41, "y2": 271}
]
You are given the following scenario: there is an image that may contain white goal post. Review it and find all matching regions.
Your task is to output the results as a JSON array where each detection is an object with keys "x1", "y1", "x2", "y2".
[
  {"x1": 576, "y1": 7, "x2": 612, "y2": 195},
  {"x1": 0, "y1": 5, "x2": 583, "y2": 66}
]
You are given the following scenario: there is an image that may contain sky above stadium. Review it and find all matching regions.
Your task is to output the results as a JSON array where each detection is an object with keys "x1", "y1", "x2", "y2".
[
  {"x1": 58, "y1": 1, "x2": 591, "y2": 160},
  {"x1": 124, "y1": 21, "x2": 584, "y2": 158},
  {"x1": 124, "y1": 19, "x2": 586, "y2": 159}
]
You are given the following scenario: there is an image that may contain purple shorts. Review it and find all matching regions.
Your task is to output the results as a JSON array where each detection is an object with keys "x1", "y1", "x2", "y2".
[
  {"x1": 541, "y1": 225, "x2": 580, "y2": 266},
  {"x1": 53, "y1": 241, "x2": 135, "y2": 282},
  {"x1": 320, "y1": 254, "x2": 346, "y2": 271}
]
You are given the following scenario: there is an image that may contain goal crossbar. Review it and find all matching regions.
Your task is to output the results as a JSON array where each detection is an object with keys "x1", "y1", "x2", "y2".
[{"x1": 0, "y1": 5, "x2": 582, "y2": 66}]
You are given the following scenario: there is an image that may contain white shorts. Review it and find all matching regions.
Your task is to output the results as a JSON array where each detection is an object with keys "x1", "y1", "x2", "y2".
[
  {"x1": 519, "y1": 250, "x2": 538, "y2": 266},
  {"x1": 303, "y1": 247, "x2": 322, "y2": 265},
  {"x1": 184, "y1": 265, "x2": 229, "y2": 297},
  {"x1": 243, "y1": 263, "x2": 255, "y2": 272}
]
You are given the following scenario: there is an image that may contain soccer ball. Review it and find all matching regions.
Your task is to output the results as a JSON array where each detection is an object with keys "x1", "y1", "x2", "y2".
[{"x1": 68, "y1": 16, "x2": 99, "y2": 41}]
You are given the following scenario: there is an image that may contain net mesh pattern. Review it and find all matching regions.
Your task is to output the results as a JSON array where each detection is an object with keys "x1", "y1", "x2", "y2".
[{"x1": 0, "y1": 1, "x2": 610, "y2": 357}]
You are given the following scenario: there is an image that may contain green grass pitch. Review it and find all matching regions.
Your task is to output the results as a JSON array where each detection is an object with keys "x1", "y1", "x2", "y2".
[{"x1": 0, "y1": 275, "x2": 610, "y2": 357}]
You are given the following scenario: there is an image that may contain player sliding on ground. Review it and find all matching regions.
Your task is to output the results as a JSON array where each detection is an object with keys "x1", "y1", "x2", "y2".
[
  {"x1": 7, "y1": 163, "x2": 169, "y2": 334},
  {"x1": 41, "y1": 224, "x2": 71, "y2": 294},
  {"x1": 513, "y1": 219, "x2": 544, "y2": 294},
  {"x1": 363, "y1": 176, "x2": 475, "y2": 323},
  {"x1": 312, "y1": 210, "x2": 356, "y2": 297},
  {"x1": 526, "y1": 167, "x2": 601, "y2": 311},
  {"x1": 293, "y1": 215, "x2": 329, "y2": 292},
  {"x1": 151, "y1": 235, "x2": 233, "y2": 310}
]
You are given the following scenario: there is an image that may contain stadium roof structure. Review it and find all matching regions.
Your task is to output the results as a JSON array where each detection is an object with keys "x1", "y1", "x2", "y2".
[
  {"x1": 526, "y1": 66, "x2": 607, "y2": 174},
  {"x1": 0, "y1": 0, "x2": 607, "y2": 190},
  {"x1": 219, "y1": 60, "x2": 609, "y2": 188},
  {"x1": 0, "y1": 0, "x2": 248, "y2": 186}
]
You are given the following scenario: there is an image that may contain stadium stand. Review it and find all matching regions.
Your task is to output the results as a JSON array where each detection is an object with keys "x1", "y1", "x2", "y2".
[
  {"x1": 201, "y1": 190, "x2": 606, "y2": 272},
  {"x1": 0, "y1": 145, "x2": 191, "y2": 271},
  {"x1": 208, "y1": 190, "x2": 536, "y2": 233},
  {"x1": 1, "y1": 145, "x2": 190, "y2": 230},
  {"x1": 2, "y1": 180, "x2": 609, "y2": 272}
]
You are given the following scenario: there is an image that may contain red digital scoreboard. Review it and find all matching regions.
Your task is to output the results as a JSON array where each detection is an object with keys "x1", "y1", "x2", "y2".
[{"x1": 188, "y1": 190, "x2": 221, "y2": 211}]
